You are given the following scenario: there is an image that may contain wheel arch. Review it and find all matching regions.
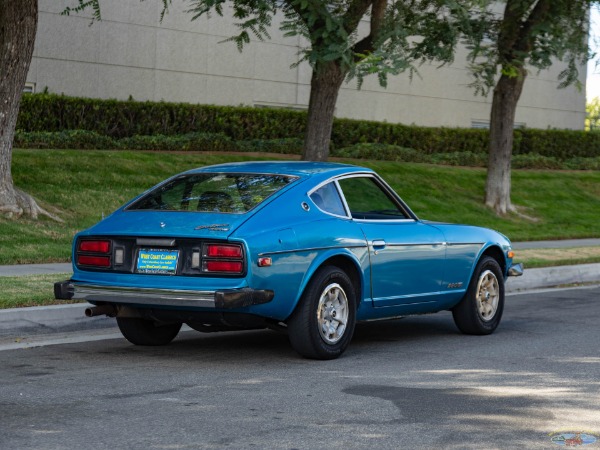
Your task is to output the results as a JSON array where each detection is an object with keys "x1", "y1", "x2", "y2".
[
  {"x1": 480, "y1": 245, "x2": 507, "y2": 276},
  {"x1": 290, "y1": 251, "x2": 364, "y2": 319},
  {"x1": 321, "y1": 254, "x2": 362, "y2": 309}
]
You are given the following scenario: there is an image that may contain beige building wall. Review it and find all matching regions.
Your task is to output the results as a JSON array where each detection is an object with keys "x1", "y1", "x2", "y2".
[{"x1": 27, "y1": 0, "x2": 587, "y2": 130}]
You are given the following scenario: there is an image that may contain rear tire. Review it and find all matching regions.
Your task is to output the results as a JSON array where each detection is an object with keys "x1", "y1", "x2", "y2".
[
  {"x1": 116, "y1": 317, "x2": 182, "y2": 346},
  {"x1": 288, "y1": 266, "x2": 357, "y2": 360},
  {"x1": 452, "y1": 256, "x2": 504, "y2": 335}
]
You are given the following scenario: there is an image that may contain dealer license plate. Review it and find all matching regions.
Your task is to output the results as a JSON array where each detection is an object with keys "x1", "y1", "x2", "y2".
[{"x1": 136, "y1": 249, "x2": 179, "y2": 274}]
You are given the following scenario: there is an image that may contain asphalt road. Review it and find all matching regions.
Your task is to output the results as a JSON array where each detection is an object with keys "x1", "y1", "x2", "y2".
[{"x1": 1, "y1": 287, "x2": 599, "y2": 449}]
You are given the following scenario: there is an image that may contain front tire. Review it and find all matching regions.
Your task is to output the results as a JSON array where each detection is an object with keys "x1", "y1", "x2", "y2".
[
  {"x1": 452, "y1": 256, "x2": 504, "y2": 335},
  {"x1": 288, "y1": 266, "x2": 357, "y2": 360},
  {"x1": 116, "y1": 317, "x2": 182, "y2": 346}
]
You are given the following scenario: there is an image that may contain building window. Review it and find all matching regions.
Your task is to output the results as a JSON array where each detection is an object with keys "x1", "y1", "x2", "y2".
[
  {"x1": 471, "y1": 120, "x2": 525, "y2": 129},
  {"x1": 254, "y1": 102, "x2": 308, "y2": 111},
  {"x1": 23, "y1": 82, "x2": 36, "y2": 94}
]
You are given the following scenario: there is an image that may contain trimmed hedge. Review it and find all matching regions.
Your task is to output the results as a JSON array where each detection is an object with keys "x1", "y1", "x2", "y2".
[
  {"x1": 16, "y1": 92, "x2": 600, "y2": 160},
  {"x1": 17, "y1": 93, "x2": 307, "y2": 140},
  {"x1": 13, "y1": 130, "x2": 304, "y2": 154},
  {"x1": 15, "y1": 130, "x2": 600, "y2": 170}
]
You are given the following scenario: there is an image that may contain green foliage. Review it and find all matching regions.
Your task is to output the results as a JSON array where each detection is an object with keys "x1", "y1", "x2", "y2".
[
  {"x1": 15, "y1": 93, "x2": 600, "y2": 164},
  {"x1": 13, "y1": 130, "x2": 118, "y2": 150},
  {"x1": 516, "y1": 128, "x2": 600, "y2": 159},
  {"x1": 235, "y1": 138, "x2": 304, "y2": 154},
  {"x1": 17, "y1": 93, "x2": 307, "y2": 140},
  {"x1": 332, "y1": 143, "x2": 427, "y2": 162},
  {"x1": 331, "y1": 120, "x2": 490, "y2": 154},
  {"x1": 465, "y1": 0, "x2": 594, "y2": 95},
  {"x1": 66, "y1": 0, "x2": 483, "y2": 87},
  {"x1": 587, "y1": 97, "x2": 600, "y2": 131},
  {"x1": 119, "y1": 133, "x2": 236, "y2": 152}
]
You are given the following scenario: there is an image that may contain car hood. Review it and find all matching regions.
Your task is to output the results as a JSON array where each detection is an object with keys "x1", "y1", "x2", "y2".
[{"x1": 81, "y1": 210, "x2": 249, "y2": 240}]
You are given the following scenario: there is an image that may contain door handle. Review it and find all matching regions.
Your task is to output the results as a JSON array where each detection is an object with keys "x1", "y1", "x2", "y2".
[{"x1": 372, "y1": 239, "x2": 386, "y2": 248}]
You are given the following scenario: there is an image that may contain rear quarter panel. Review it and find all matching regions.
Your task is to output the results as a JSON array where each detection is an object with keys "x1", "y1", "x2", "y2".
[{"x1": 232, "y1": 185, "x2": 369, "y2": 320}]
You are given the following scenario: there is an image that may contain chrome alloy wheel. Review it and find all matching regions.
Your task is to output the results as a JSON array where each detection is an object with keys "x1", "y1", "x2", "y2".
[
  {"x1": 476, "y1": 270, "x2": 500, "y2": 322},
  {"x1": 317, "y1": 283, "x2": 349, "y2": 344}
]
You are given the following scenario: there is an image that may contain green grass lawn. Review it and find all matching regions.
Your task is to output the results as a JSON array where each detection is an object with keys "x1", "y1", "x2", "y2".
[
  {"x1": 0, "y1": 273, "x2": 80, "y2": 308},
  {"x1": 2, "y1": 148, "x2": 600, "y2": 266}
]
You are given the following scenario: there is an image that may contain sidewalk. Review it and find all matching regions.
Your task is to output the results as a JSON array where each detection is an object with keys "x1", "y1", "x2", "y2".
[
  {"x1": 1, "y1": 239, "x2": 599, "y2": 336},
  {"x1": 0, "y1": 262, "x2": 72, "y2": 277}
]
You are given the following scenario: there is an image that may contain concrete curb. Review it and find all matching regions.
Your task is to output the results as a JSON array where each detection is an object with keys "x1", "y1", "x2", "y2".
[
  {"x1": 506, "y1": 263, "x2": 600, "y2": 292},
  {"x1": 0, "y1": 303, "x2": 114, "y2": 336},
  {"x1": 1, "y1": 263, "x2": 599, "y2": 336}
]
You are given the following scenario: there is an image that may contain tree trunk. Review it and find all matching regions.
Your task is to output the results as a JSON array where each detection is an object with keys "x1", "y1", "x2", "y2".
[
  {"x1": 301, "y1": 62, "x2": 346, "y2": 161},
  {"x1": 485, "y1": 68, "x2": 526, "y2": 215},
  {"x1": 0, "y1": 0, "x2": 58, "y2": 220}
]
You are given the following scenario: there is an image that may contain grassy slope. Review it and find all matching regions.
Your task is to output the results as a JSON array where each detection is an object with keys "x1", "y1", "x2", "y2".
[{"x1": 1, "y1": 149, "x2": 600, "y2": 266}]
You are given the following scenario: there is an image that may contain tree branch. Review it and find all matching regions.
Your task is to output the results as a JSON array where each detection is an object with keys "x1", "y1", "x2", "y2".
[
  {"x1": 353, "y1": 0, "x2": 387, "y2": 55},
  {"x1": 496, "y1": 0, "x2": 534, "y2": 61},
  {"x1": 342, "y1": 0, "x2": 374, "y2": 35},
  {"x1": 514, "y1": 0, "x2": 552, "y2": 54}
]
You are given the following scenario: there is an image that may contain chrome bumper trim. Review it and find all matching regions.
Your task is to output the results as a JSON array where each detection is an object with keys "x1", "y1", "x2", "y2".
[
  {"x1": 508, "y1": 263, "x2": 524, "y2": 277},
  {"x1": 73, "y1": 283, "x2": 217, "y2": 308},
  {"x1": 54, "y1": 281, "x2": 275, "y2": 309}
]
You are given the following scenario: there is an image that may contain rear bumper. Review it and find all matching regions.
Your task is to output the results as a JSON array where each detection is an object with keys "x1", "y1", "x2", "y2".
[{"x1": 54, "y1": 280, "x2": 274, "y2": 309}]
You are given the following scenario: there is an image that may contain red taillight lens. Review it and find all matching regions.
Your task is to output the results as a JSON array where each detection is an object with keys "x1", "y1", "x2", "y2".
[
  {"x1": 205, "y1": 244, "x2": 242, "y2": 258},
  {"x1": 204, "y1": 260, "x2": 243, "y2": 273},
  {"x1": 79, "y1": 240, "x2": 111, "y2": 253},
  {"x1": 202, "y1": 243, "x2": 244, "y2": 274},
  {"x1": 78, "y1": 255, "x2": 111, "y2": 267}
]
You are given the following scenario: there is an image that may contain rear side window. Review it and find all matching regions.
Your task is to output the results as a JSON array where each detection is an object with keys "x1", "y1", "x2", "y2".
[
  {"x1": 310, "y1": 182, "x2": 347, "y2": 217},
  {"x1": 128, "y1": 173, "x2": 297, "y2": 213}
]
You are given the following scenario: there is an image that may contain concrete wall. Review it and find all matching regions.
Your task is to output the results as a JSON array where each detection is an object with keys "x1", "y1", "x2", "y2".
[{"x1": 27, "y1": 0, "x2": 587, "y2": 130}]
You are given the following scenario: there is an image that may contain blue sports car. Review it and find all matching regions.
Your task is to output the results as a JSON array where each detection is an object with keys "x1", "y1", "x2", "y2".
[{"x1": 55, "y1": 161, "x2": 523, "y2": 359}]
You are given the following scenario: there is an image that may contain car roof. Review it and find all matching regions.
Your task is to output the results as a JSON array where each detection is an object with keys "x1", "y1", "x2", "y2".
[{"x1": 182, "y1": 161, "x2": 373, "y2": 178}]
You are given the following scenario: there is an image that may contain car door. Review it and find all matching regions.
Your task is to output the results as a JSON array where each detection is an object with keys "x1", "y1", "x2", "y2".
[{"x1": 336, "y1": 175, "x2": 447, "y2": 307}]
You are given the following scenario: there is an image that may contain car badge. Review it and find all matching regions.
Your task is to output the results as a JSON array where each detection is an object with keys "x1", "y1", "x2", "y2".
[
  {"x1": 195, "y1": 223, "x2": 230, "y2": 231},
  {"x1": 160, "y1": 222, "x2": 166, "y2": 228}
]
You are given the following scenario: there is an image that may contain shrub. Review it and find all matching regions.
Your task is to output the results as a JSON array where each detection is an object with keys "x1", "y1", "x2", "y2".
[
  {"x1": 332, "y1": 143, "x2": 427, "y2": 162},
  {"x1": 118, "y1": 133, "x2": 236, "y2": 152},
  {"x1": 17, "y1": 93, "x2": 307, "y2": 140},
  {"x1": 13, "y1": 130, "x2": 118, "y2": 150},
  {"x1": 429, "y1": 152, "x2": 487, "y2": 167},
  {"x1": 512, "y1": 153, "x2": 563, "y2": 170},
  {"x1": 235, "y1": 138, "x2": 304, "y2": 154},
  {"x1": 15, "y1": 92, "x2": 600, "y2": 162}
]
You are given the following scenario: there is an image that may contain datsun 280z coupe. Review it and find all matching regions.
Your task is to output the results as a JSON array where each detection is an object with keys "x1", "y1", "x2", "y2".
[{"x1": 55, "y1": 161, "x2": 523, "y2": 359}]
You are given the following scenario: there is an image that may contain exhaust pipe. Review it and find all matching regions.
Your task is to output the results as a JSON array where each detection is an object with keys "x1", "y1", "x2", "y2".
[{"x1": 85, "y1": 305, "x2": 117, "y2": 317}]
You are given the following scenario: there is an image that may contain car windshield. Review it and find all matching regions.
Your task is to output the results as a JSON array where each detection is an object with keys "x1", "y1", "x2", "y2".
[{"x1": 128, "y1": 173, "x2": 298, "y2": 213}]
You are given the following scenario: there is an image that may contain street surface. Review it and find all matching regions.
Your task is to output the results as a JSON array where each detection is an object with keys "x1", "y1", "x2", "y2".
[{"x1": 1, "y1": 286, "x2": 599, "y2": 449}]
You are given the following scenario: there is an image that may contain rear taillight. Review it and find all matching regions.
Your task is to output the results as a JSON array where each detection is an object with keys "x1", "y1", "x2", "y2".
[
  {"x1": 204, "y1": 260, "x2": 243, "y2": 273},
  {"x1": 202, "y1": 243, "x2": 244, "y2": 274},
  {"x1": 205, "y1": 244, "x2": 243, "y2": 258},
  {"x1": 79, "y1": 240, "x2": 111, "y2": 253},
  {"x1": 78, "y1": 255, "x2": 111, "y2": 267},
  {"x1": 77, "y1": 239, "x2": 112, "y2": 268}
]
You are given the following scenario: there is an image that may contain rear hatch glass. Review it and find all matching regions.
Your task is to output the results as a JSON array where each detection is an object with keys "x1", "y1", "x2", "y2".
[{"x1": 127, "y1": 173, "x2": 298, "y2": 213}]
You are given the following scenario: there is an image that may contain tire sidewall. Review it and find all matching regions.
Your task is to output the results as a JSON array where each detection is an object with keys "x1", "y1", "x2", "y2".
[
  {"x1": 289, "y1": 266, "x2": 357, "y2": 359},
  {"x1": 453, "y1": 256, "x2": 505, "y2": 335}
]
